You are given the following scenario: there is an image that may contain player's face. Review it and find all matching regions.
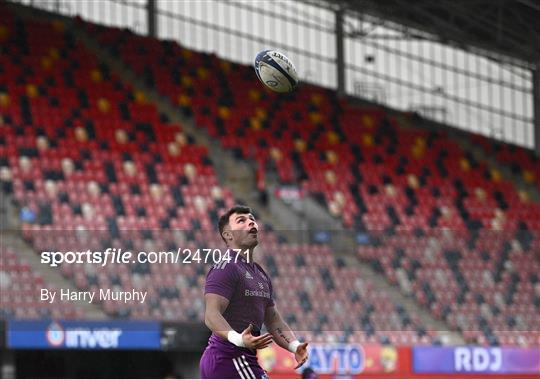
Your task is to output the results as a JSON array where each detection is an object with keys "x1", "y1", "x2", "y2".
[{"x1": 227, "y1": 212, "x2": 259, "y2": 249}]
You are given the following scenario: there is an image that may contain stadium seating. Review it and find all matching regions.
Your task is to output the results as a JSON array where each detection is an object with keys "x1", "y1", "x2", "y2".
[
  {"x1": 358, "y1": 230, "x2": 540, "y2": 347},
  {"x1": 471, "y1": 133, "x2": 540, "y2": 189},
  {"x1": 74, "y1": 20, "x2": 540, "y2": 347},
  {"x1": 0, "y1": 5, "x2": 440, "y2": 346},
  {"x1": 0, "y1": 5, "x2": 230, "y2": 319},
  {"x1": 82, "y1": 22, "x2": 540, "y2": 230},
  {"x1": 0, "y1": 246, "x2": 85, "y2": 319}
]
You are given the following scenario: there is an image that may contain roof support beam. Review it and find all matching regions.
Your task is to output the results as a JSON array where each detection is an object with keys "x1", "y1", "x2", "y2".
[
  {"x1": 336, "y1": 6, "x2": 346, "y2": 97},
  {"x1": 533, "y1": 64, "x2": 540, "y2": 156},
  {"x1": 147, "y1": 0, "x2": 156, "y2": 38}
]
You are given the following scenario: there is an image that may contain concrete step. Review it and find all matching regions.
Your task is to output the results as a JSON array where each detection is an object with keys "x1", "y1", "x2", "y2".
[{"x1": 0, "y1": 193, "x2": 19, "y2": 231}]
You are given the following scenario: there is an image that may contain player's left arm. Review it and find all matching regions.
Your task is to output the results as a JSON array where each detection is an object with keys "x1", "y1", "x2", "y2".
[{"x1": 264, "y1": 305, "x2": 308, "y2": 369}]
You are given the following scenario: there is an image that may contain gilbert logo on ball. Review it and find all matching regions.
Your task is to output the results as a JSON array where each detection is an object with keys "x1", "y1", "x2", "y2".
[{"x1": 254, "y1": 50, "x2": 298, "y2": 93}]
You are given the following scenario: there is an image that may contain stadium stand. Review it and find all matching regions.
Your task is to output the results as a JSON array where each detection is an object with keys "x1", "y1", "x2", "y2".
[
  {"x1": 81, "y1": 22, "x2": 540, "y2": 231},
  {"x1": 358, "y1": 230, "x2": 540, "y2": 347},
  {"x1": 0, "y1": 4, "x2": 442, "y2": 346},
  {"x1": 0, "y1": 245, "x2": 85, "y2": 319},
  {"x1": 471, "y1": 133, "x2": 540, "y2": 190},
  {"x1": 75, "y1": 19, "x2": 540, "y2": 347},
  {"x1": 0, "y1": 4, "x2": 230, "y2": 319}
]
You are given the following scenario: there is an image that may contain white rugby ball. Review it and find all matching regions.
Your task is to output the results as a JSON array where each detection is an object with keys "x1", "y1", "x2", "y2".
[{"x1": 254, "y1": 50, "x2": 298, "y2": 93}]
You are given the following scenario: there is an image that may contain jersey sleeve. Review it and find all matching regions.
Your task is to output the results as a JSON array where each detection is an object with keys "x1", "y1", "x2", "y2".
[
  {"x1": 267, "y1": 275, "x2": 275, "y2": 308},
  {"x1": 204, "y1": 262, "x2": 239, "y2": 301}
]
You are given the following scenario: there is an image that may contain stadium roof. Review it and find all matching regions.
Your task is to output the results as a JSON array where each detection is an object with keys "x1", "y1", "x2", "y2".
[{"x1": 311, "y1": 0, "x2": 540, "y2": 68}]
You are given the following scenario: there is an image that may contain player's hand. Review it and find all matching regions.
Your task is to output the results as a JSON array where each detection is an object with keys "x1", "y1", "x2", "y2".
[
  {"x1": 293, "y1": 342, "x2": 309, "y2": 369},
  {"x1": 241, "y1": 324, "x2": 273, "y2": 350}
]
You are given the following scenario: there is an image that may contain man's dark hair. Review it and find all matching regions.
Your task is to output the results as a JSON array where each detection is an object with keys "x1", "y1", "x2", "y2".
[{"x1": 218, "y1": 205, "x2": 253, "y2": 244}]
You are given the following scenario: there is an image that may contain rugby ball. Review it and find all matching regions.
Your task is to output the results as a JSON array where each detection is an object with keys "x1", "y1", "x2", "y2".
[{"x1": 254, "y1": 50, "x2": 298, "y2": 93}]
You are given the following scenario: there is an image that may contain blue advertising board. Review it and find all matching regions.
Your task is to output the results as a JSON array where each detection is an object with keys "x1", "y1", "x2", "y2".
[
  {"x1": 7, "y1": 320, "x2": 161, "y2": 350},
  {"x1": 413, "y1": 346, "x2": 540, "y2": 375}
]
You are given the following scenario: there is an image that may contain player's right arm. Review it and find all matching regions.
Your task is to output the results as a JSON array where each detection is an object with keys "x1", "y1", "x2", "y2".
[
  {"x1": 204, "y1": 293, "x2": 233, "y2": 340},
  {"x1": 204, "y1": 294, "x2": 273, "y2": 350}
]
